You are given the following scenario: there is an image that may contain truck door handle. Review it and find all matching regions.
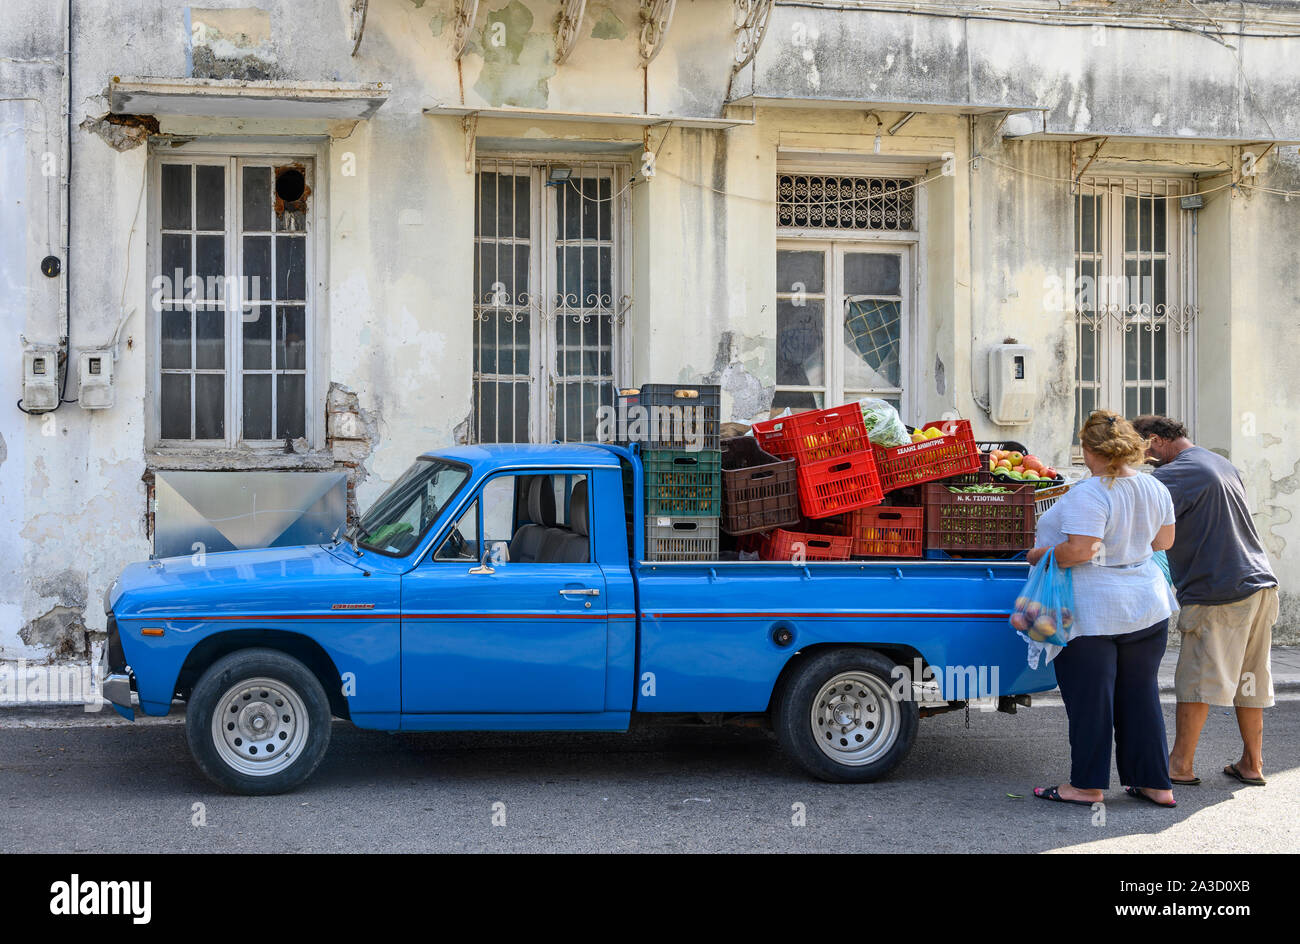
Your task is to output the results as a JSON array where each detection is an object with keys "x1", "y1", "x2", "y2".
[{"x1": 559, "y1": 588, "x2": 601, "y2": 597}]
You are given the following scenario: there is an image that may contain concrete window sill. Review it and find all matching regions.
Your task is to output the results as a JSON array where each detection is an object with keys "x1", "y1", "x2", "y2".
[{"x1": 144, "y1": 449, "x2": 337, "y2": 472}]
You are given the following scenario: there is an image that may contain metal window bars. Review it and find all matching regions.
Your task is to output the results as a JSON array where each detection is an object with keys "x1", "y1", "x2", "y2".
[
  {"x1": 473, "y1": 158, "x2": 630, "y2": 444},
  {"x1": 777, "y1": 174, "x2": 916, "y2": 231},
  {"x1": 1073, "y1": 175, "x2": 1197, "y2": 440}
]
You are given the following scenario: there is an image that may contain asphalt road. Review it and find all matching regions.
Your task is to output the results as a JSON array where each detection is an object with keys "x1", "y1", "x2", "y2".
[{"x1": 1, "y1": 696, "x2": 1296, "y2": 853}]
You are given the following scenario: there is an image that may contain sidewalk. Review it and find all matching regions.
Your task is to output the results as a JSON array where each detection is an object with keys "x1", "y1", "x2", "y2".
[{"x1": 1158, "y1": 646, "x2": 1299, "y2": 694}]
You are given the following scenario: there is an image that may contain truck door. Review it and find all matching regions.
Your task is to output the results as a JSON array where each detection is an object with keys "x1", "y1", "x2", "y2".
[{"x1": 400, "y1": 470, "x2": 609, "y2": 714}]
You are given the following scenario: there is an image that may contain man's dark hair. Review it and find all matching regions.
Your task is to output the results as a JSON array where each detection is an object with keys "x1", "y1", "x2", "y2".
[{"x1": 1132, "y1": 415, "x2": 1188, "y2": 440}]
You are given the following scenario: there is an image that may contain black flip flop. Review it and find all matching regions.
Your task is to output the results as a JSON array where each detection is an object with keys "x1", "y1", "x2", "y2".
[
  {"x1": 1125, "y1": 786, "x2": 1177, "y2": 808},
  {"x1": 1034, "y1": 785, "x2": 1095, "y2": 807},
  {"x1": 1170, "y1": 777, "x2": 1201, "y2": 786},
  {"x1": 1223, "y1": 763, "x2": 1266, "y2": 786}
]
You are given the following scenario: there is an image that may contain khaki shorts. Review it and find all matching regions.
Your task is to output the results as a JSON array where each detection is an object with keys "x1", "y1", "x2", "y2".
[{"x1": 1175, "y1": 587, "x2": 1278, "y2": 708}]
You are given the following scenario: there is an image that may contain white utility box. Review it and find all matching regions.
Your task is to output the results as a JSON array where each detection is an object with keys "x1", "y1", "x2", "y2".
[
  {"x1": 22, "y1": 347, "x2": 59, "y2": 412},
  {"x1": 988, "y1": 344, "x2": 1035, "y2": 425},
  {"x1": 77, "y1": 349, "x2": 114, "y2": 410}
]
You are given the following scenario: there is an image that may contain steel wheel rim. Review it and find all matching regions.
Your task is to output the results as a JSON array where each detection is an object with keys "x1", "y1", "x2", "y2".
[
  {"x1": 810, "y1": 671, "x2": 899, "y2": 766},
  {"x1": 210, "y1": 677, "x2": 309, "y2": 777}
]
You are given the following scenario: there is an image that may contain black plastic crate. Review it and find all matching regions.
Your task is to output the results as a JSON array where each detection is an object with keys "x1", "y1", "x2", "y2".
[{"x1": 616, "y1": 384, "x2": 720, "y2": 451}]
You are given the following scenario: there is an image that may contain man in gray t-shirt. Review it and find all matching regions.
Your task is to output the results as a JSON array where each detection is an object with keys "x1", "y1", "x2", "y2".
[{"x1": 1134, "y1": 416, "x2": 1279, "y2": 789}]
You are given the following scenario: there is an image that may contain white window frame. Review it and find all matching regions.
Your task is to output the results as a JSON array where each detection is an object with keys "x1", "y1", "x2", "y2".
[
  {"x1": 472, "y1": 155, "x2": 632, "y2": 443},
  {"x1": 146, "y1": 139, "x2": 329, "y2": 454},
  {"x1": 1073, "y1": 174, "x2": 1197, "y2": 454},
  {"x1": 774, "y1": 165, "x2": 924, "y2": 415}
]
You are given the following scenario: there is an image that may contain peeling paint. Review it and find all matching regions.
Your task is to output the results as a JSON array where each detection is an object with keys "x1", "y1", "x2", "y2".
[
  {"x1": 78, "y1": 113, "x2": 158, "y2": 151},
  {"x1": 590, "y1": 4, "x2": 627, "y2": 40},
  {"x1": 471, "y1": 1, "x2": 557, "y2": 109},
  {"x1": 19, "y1": 606, "x2": 89, "y2": 660}
]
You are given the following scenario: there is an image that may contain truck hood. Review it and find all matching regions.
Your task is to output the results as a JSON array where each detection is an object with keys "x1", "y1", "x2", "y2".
[{"x1": 110, "y1": 544, "x2": 372, "y2": 619}]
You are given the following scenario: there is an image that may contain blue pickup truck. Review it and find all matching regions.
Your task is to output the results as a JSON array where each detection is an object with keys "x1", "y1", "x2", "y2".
[{"x1": 103, "y1": 443, "x2": 1055, "y2": 794}]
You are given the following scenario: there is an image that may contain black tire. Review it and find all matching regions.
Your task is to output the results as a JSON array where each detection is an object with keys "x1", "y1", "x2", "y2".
[
  {"x1": 774, "y1": 648, "x2": 919, "y2": 783},
  {"x1": 185, "y1": 648, "x2": 332, "y2": 796}
]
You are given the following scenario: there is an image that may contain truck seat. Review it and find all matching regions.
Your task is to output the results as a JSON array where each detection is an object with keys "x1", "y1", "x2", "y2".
[
  {"x1": 557, "y1": 480, "x2": 589, "y2": 563},
  {"x1": 509, "y1": 476, "x2": 555, "y2": 563}
]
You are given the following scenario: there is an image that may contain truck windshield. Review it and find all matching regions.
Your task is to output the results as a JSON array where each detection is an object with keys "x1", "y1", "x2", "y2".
[{"x1": 354, "y1": 458, "x2": 469, "y2": 556}]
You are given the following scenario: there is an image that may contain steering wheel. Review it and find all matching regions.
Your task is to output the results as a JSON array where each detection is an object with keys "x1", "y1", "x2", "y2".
[{"x1": 443, "y1": 526, "x2": 472, "y2": 560}]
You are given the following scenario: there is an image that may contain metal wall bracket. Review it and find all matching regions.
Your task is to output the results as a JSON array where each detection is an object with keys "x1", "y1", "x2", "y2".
[
  {"x1": 732, "y1": 0, "x2": 773, "y2": 72},
  {"x1": 453, "y1": 0, "x2": 480, "y2": 60},
  {"x1": 639, "y1": 0, "x2": 677, "y2": 66},
  {"x1": 462, "y1": 113, "x2": 478, "y2": 174},
  {"x1": 350, "y1": 0, "x2": 369, "y2": 57},
  {"x1": 554, "y1": 0, "x2": 589, "y2": 65}
]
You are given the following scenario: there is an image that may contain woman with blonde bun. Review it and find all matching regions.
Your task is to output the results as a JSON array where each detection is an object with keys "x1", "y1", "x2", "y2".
[{"x1": 1027, "y1": 411, "x2": 1180, "y2": 808}]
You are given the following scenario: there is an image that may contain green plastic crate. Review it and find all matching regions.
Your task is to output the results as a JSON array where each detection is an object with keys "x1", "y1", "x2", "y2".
[{"x1": 642, "y1": 449, "x2": 722, "y2": 517}]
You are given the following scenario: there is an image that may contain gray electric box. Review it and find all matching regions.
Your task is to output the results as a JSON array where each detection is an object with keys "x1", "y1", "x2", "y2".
[
  {"x1": 22, "y1": 346, "x2": 60, "y2": 413},
  {"x1": 988, "y1": 344, "x2": 1035, "y2": 425},
  {"x1": 78, "y1": 349, "x2": 115, "y2": 410}
]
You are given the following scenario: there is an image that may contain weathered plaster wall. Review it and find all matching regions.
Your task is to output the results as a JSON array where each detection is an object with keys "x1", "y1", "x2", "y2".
[{"x1": 5, "y1": 0, "x2": 1300, "y2": 669}]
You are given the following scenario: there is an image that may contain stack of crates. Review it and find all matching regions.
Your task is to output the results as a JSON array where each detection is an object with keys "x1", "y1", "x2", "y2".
[
  {"x1": 620, "y1": 384, "x2": 721, "y2": 562},
  {"x1": 751, "y1": 405, "x2": 884, "y2": 519}
]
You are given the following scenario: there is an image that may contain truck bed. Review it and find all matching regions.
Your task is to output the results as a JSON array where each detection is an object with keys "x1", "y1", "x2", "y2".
[{"x1": 632, "y1": 558, "x2": 1054, "y2": 713}]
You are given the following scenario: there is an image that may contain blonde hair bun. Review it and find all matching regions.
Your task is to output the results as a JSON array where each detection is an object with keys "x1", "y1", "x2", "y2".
[{"x1": 1079, "y1": 410, "x2": 1149, "y2": 478}]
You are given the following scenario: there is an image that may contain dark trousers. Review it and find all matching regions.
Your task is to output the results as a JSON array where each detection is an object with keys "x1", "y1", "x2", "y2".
[{"x1": 1053, "y1": 619, "x2": 1172, "y2": 791}]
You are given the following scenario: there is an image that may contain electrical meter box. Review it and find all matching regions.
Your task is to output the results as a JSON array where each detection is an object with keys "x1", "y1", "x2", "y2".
[
  {"x1": 78, "y1": 350, "x2": 114, "y2": 410},
  {"x1": 22, "y1": 347, "x2": 59, "y2": 413},
  {"x1": 988, "y1": 344, "x2": 1035, "y2": 425}
]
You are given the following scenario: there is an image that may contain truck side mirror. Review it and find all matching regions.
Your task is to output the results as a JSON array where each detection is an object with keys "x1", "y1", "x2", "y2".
[{"x1": 468, "y1": 542, "x2": 509, "y2": 575}]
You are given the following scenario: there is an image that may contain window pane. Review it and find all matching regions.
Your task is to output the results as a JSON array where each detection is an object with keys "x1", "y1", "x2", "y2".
[
  {"x1": 1078, "y1": 321, "x2": 1096, "y2": 382},
  {"x1": 555, "y1": 313, "x2": 612, "y2": 377},
  {"x1": 772, "y1": 389, "x2": 823, "y2": 411},
  {"x1": 1125, "y1": 196, "x2": 1138, "y2": 252},
  {"x1": 195, "y1": 235, "x2": 224, "y2": 301},
  {"x1": 161, "y1": 164, "x2": 191, "y2": 230},
  {"x1": 242, "y1": 166, "x2": 272, "y2": 231},
  {"x1": 242, "y1": 307, "x2": 272, "y2": 369},
  {"x1": 474, "y1": 381, "x2": 529, "y2": 443},
  {"x1": 475, "y1": 309, "x2": 530, "y2": 376},
  {"x1": 776, "y1": 299, "x2": 824, "y2": 387},
  {"x1": 194, "y1": 374, "x2": 224, "y2": 440},
  {"x1": 1152, "y1": 199, "x2": 1166, "y2": 253},
  {"x1": 1074, "y1": 387, "x2": 1096, "y2": 444},
  {"x1": 1153, "y1": 324, "x2": 1167, "y2": 380},
  {"x1": 242, "y1": 374, "x2": 272, "y2": 440},
  {"x1": 559, "y1": 176, "x2": 611, "y2": 241},
  {"x1": 1139, "y1": 386, "x2": 1152, "y2": 415},
  {"x1": 277, "y1": 306, "x2": 306, "y2": 371},
  {"x1": 556, "y1": 245, "x2": 611, "y2": 305},
  {"x1": 195, "y1": 307, "x2": 224, "y2": 370},
  {"x1": 161, "y1": 306, "x2": 191, "y2": 369},
  {"x1": 160, "y1": 373, "x2": 191, "y2": 439},
  {"x1": 475, "y1": 242, "x2": 529, "y2": 302},
  {"x1": 844, "y1": 299, "x2": 901, "y2": 389},
  {"x1": 276, "y1": 235, "x2": 307, "y2": 301},
  {"x1": 243, "y1": 235, "x2": 271, "y2": 303},
  {"x1": 776, "y1": 250, "x2": 825, "y2": 295},
  {"x1": 160, "y1": 235, "x2": 191, "y2": 296},
  {"x1": 1124, "y1": 386, "x2": 1138, "y2": 419},
  {"x1": 276, "y1": 374, "x2": 305, "y2": 440},
  {"x1": 1125, "y1": 327, "x2": 1138, "y2": 380},
  {"x1": 843, "y1": 252, "x2": 901, "y2": 296},
  {"x1": 1154, "y1": 386, "x2": 1167, "y2": 416},
  {"x1": 195, "y1": 164, "x2": 225, "y2": 230},
  {"x1": 555, "y1": 381, "x2": 606, "y2": 442},
  {"x1": 477, "y1": 172, "x2": 530, "y2": 240},
  {"x1": 1075, "y1": 194, "x2": 1097, "y2": 253}
]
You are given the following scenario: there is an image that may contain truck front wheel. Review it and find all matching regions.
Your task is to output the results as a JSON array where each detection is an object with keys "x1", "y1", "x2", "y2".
[
  {"x1": 775, "y1": 648, "x2": 918, "y2": 783},
  {"x1": 186, "y1": 649, "x2": 332, "y2": 796}
]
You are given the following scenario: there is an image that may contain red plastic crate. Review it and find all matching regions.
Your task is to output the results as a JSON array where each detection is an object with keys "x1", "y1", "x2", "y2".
[
  {"x1": 846, "y1": 506, "x2": 924, "y2": 558},
  {"x1": 796, "y1": 452, "x2": 884, "y2": 519},
  {"x1": 752, "y1": 406, "x2": 870, "y2": 464},
  {"x1": 873, "y1": 419, "x2": 980, "y2": 493},
  {"x1": 760, "y1": 528, "x2": 854, "y2": 562}
]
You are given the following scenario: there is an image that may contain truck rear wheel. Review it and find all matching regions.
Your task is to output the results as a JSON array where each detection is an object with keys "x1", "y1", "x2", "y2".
[
  {"x1": 775, "y1": 648, "x2": 918, "y2": 783},
  {"x1": 186, "y1": 648, "x2": 332, "y2": 796}
]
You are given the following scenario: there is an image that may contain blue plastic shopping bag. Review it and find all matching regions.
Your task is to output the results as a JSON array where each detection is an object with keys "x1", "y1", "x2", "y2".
[{"x1": 1009, "y1": 548, "x2": 1076, "y2": 647}]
